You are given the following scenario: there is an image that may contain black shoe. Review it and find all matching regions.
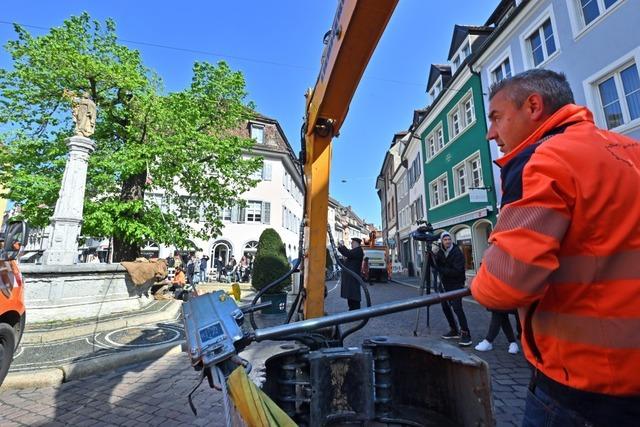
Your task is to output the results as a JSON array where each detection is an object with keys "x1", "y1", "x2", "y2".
[
  {"x1": 459, "y1": 330, "x2": 472, "y2": 346},
  {"x1": 441, "y1": 329, "x2": 460, "y2": 340}
]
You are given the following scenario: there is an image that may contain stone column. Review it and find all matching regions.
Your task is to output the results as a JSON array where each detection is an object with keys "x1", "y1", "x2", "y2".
[{"x1": 42, "y1": 136, "x2": 96, "y2": 265}]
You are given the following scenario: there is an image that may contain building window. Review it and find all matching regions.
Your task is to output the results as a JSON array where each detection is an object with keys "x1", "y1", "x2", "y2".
[
  {"x1": 454, "y1": 164, "x2": 466, "y2": 195},
  {"x1": 440, "y1": 175, "x2": 449, "y2": 202},
  {"x1": 430, "y1": 173, "x2": 449, "y2": 208},
  {"x1": 261, "y1": 161, "x2": 272, "y2": 181},
  {"x1": 596, "y1": 62, "x2": 640, "y2": 129},
  {"x1": 451, "y1": 111, "x2": 461, "y2": 137},
  {"x1": 452, "y1": 55, "x2": 461, "y2": 71},
  {"x1": 579, "y1": 0, "x2": 620, "y2": 26},
  {"x1": 246, "y1": 201, "x2": 262, "y2": 222},
  {"x1": 425, "y1": 124, "x2": 448, "y2": 161},
  {"x1": 462, "y1": 41, "x2": 471, "y2": 59},
  {"x1": 437, "y1": 127, "x2": 444, "y2": 150},
  {"x1": 428, "y1": 135, "x2": 436, "y2": 158},
  {"x1": 452, "y1": 152, "x2": 484, "y2": 197},
  {"x1": 430, "y1": 182, "x2": 440, "y2": 207},
  {"x1": 464, "y1": 98, "x2": 475, "y2": 125},
  {"x1": 448, "y1": 91, "x2": 476, "y2": 140},
  {"x1": 470, "y1": 156, "x2": 483, "y2": 188},
  {"x1": 527, "y1": 19, "x2": 557, "y2": 66},
  {"x1": 492, "y1": 57, "x2": 512, "y2": 83},
  {"x1": 250, "y1": 124, "x2": 264, "y2": 144},
  {"x1": 408, "y1": 155, "x2": 421, "y2": 187},
  {"x1": 429, "y1": 77, "x2": 444, "y2": 101}
]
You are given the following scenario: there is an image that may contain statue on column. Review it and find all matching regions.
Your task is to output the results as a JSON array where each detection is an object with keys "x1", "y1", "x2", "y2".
[{"x1": 64, "y1": 89, "x2": 97, "y2": 138}]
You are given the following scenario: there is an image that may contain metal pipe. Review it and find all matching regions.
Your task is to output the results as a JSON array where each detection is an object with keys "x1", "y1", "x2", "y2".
[
  {"x1": 253, "y1": 288, "x2": 471, "y2": 342},
  {"x1": 239, "y1": 301, "x2": 272, "y2": 314}
]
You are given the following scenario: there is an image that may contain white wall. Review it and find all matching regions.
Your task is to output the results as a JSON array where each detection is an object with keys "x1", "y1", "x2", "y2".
[{"x1": 160, "y1": 152, "x2": 304, "y2": 269}]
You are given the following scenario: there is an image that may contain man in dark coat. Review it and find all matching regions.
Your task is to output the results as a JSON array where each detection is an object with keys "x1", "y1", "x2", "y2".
[
  {"x1": 214, "y1": 256, "x2": 224, "y2": 281},
  {"x1": 435, "y1": 232, "x2": 472, "y2": 346},
  {"x1": 200, "y1": 255, "x2": 209, "y2": 283},
  {"x1": 338, "y1": 237, "x2": 365, "y2": 311}
]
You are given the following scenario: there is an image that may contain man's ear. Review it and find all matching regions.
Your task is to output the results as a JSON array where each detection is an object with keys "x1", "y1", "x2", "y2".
[{"x1": 526, "y1": 93, "x2": 546, "y2": 121}]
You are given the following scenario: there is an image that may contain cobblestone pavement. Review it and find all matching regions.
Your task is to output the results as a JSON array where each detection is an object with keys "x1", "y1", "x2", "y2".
[{"x1": 0, "y1": 279, "x2": 528, "y2": 426}]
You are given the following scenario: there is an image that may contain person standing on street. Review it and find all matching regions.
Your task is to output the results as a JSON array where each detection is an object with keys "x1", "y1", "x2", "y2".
[
  {"x1": 338, "y1": 237, "x2": 364, "y2": 311},
  {"x1": 186, "y1": 252, "x2": 196, "y2": 285},
  {"x1": 435, "y1": 232, "x2": 471, "y2": 346},
  {"x1": 215, "y1": 256, "x2": 224, "y2": 282},
  {"x1": 472, "y1": 69, "x2": 640, "y2": 426},
  {"x1": 200, "y1": 255, "x2": 209, "y2": 284}
]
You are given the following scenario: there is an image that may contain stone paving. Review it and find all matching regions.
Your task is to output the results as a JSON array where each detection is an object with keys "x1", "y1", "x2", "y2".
[{"x1": 0, "y1": 278, "x2": 529, "y2": 426}]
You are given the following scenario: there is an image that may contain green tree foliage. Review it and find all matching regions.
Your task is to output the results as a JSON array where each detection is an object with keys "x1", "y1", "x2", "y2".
[
  {"x1": 252, "y1": 228, "x2": 291, "y2": 294},
  {"x1": 0, "y1": 14, "x2": 262, "y2": 260}
]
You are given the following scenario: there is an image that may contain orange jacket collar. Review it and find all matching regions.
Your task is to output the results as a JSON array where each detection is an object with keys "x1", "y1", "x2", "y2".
[{"x1": 495, "y1": 104, "x2": 594, "y2": 168}]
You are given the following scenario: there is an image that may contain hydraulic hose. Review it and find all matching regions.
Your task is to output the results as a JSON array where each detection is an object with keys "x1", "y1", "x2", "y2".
[
  {"x1": 249, "y1": 129, "x2": 308, "y2": 330},
  {"x1": 326, "y1": 224, "x2": 372, "y2": 343}
]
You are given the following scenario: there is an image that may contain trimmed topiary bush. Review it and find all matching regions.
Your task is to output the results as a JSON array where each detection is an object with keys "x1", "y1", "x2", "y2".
[{"x1": 252, "y1": 228, "x2": 291, "y2": 294}]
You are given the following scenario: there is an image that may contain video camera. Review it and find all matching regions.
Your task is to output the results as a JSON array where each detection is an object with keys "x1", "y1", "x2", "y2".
[{"x1": 411, "y1": 221, "x2": 441, "y2": 244}]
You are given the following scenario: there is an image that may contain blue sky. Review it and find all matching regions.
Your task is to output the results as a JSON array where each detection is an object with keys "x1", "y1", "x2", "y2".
[{"x1": 0, "y1": 1, "x2": 497, "y2": 226}]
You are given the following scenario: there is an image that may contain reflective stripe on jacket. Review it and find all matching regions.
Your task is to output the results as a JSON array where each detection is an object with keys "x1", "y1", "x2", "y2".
[{"x1": 471, "y1": 104, "x2": 640, "y2": 396}]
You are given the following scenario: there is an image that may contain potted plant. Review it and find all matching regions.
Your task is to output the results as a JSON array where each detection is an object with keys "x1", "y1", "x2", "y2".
[{"x1": 251, "y1": 229, "x2": 291, "y2": 314}]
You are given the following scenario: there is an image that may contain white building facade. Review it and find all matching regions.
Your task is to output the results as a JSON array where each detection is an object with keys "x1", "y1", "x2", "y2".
[
  {"x1": 158, "y1": 115, "x2": 304, "y2": 267},
  {"x1": 472, "y1": 0, "x2": 640, "y2": 147},
  {"x1": 402, "y1": 132, "x2": 427, "y2": 274}
]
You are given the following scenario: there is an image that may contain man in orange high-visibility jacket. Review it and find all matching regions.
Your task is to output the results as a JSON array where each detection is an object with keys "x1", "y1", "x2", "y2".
[{"x1": 471, "y1": 69, "x2": 640, "y2": 426}]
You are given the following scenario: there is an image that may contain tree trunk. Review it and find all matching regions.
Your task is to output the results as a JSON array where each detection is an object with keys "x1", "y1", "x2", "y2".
[
  {"x1": 112, "y1": 235, "x2": 140, "y2": 262},
  {"x1": 112, "y1": 172, "x2": 146, "y2": 262}
]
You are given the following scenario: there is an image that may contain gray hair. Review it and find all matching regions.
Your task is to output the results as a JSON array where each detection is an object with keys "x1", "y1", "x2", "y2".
[{"x1": 489, "y1": 69, "x2": 575, "y2": 115}]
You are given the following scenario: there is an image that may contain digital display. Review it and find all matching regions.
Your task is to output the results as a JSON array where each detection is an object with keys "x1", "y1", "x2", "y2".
[{"x1": 199, "y1": 322, "x2": 224, "y2": 344}]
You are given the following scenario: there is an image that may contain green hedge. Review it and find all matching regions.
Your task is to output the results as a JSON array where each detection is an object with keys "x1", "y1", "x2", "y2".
[{"x1": 252, "y1": 228, "x2": 291, "y2": 294}]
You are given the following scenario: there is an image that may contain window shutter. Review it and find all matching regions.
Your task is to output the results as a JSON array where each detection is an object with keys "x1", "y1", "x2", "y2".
[
  {"x1": 238, "y1": 207, "x2": 247, "y2": 224},
  {"x1": 263, "y1": 162, "x2": 272, "y2": 181},
  {"x1": 230, "y1": 205, "x2": 238, "y2": 223},
  {"x1": 262, "y1": 202, "x2": 271, "y2": 224}
]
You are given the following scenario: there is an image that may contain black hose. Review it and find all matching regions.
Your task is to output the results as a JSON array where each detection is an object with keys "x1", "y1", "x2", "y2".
[
  {"x1": 249, "y1": 128, "x2": 308, "y2": 330},
  {"x1": 284, "y1": 125, "x2": 310, "y2": 324},
  {"x1": 285, "y1": 219, "x2": 306, "y2": 324},
  {"x1": 325, "y1": 224, "x2": 372, "y2": 343}
]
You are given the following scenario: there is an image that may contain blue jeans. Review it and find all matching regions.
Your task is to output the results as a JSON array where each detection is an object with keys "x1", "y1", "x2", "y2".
[
  {"x1": 523, "y1": 387, "x2": 593, "y2": 427},
  {"x1": 524, "y1": 379, "x2": 640, "y2": 426}
]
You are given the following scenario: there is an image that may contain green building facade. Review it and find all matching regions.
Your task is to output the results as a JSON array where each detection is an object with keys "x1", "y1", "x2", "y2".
[{"x1": 419, "y1": 57, "x2": 499, "y2": 274}]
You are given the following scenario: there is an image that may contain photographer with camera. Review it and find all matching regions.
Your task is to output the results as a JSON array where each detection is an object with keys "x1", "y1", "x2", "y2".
[{"x1": 435, "y1": 232, "x2": 471, "y2": 346}]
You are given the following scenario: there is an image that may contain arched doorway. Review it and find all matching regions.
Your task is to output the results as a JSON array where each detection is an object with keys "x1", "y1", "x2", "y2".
[
  {"x1": 452, "y1": 226, "x2": 474, "y2": 273},
  {"x1": 243, "y1": 240, "x2": 258, "y2": 257},
  {"x1": 472, "y1": 220, "x2": 493, "y2": 270},
  {"x1": 212, "y1": 240, "x2": 233, "y2": 266},
  {"x1": 141, "y1": 241, "x2": 160, "y2": 259},
  {"x1": 243, "y1": 240, "x2": 258, "y2": 267}
]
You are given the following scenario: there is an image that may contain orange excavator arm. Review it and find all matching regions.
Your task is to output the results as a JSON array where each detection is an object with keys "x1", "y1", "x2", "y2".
[{"x1": 302, "y1": 0, "x2": 398, "y2": 319}]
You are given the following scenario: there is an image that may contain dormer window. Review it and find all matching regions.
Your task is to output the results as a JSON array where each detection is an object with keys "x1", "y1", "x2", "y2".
[
  {"x1": 461, "y1": 42, "x2": 471, "y2": 59},
  {"x1": 452, "y1": 55, "x2": 461, "y2": 72},
  {"x1": 452, "y1": 39, "x2": 472, "y2": 73},
  {"x1": 250, "y1": 124, "x2": 264, "y2": 144},
  {"x1": 429, "y1": 76, "x2": 444, "y2": 101}
]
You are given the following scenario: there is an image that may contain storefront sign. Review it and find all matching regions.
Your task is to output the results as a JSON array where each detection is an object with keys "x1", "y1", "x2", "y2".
[
  {"x1": 469, "y1": 188, "x2": 488, "y2": 203},
  {"x1": 432, "y1": 207, "x2": 490, "y2": 229}
]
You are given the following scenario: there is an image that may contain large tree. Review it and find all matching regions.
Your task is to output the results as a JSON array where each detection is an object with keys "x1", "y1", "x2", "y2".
[{"x1": 0, "y1": 13, "x2": 262, "y2": 261}]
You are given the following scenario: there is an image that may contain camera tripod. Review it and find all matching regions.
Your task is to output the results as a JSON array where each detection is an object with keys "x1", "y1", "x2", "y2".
[{"x1": 412, "y1": 241, "x2": 443, "y2": 336}]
